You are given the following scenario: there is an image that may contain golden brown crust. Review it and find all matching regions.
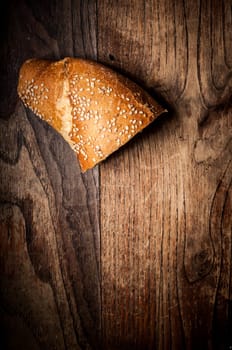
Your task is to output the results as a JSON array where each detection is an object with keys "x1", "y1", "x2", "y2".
[{"x1": 17, "y1": 57, "x2": 166, "y2": 171}]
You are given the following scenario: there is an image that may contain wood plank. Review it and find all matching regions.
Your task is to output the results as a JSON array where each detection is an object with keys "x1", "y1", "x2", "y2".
[
  {"x1": 1, "y1": 0, "x2": 232, "y2": 349},
  {"x1": 0, "y1": 1, "x2": 100, "y2": 349},
  {"x1": 98, "y1": 0, "x2": 232, "y2": 349}
]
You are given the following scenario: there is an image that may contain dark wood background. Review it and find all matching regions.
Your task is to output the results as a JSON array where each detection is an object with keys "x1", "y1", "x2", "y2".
[{"x1": 0, "y1": 0, "x2": 231, "y2": 349}]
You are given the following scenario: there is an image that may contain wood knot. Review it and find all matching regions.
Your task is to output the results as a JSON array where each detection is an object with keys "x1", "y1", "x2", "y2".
[
  {"x1": 184, "y1": 246, "x2": 215, "y2": 283},
  {"x1": 193, "y1": 249, "x2": 213, "y2": 278}
]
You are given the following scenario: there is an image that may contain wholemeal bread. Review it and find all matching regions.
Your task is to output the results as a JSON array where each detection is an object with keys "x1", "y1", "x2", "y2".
[{"x1": 17, "y1": 57, "x2": 166, "y2": 171}]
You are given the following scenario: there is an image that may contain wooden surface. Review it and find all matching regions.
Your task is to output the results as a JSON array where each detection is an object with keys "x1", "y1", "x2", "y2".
[{"x1": 0, "y1": 1, "x2": 231, "y2": 349}]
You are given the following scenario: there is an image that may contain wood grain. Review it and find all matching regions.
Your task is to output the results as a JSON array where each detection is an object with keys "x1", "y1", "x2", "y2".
[
  {"x1": 0, "y1": 1, "x2": 100, "y2": 349},
  {"x1": 0, "y1": 0, "x2": 231, "y2": 349},
  {"x1": 98, "y1": 0, "x2": 232, "y2": 349}
]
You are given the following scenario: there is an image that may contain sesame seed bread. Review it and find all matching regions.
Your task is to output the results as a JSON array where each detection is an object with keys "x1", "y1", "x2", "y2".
[{"x1": 17, "y1": 57, "x2": 166, "y2": 171}]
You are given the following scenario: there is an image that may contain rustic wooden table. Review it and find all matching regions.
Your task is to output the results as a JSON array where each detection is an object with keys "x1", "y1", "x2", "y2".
[{"x1": 0, "y1": 1, "x2": 231, "y2": 349}]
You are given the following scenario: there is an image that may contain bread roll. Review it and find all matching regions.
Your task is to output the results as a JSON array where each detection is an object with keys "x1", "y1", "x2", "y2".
[{"x1": 17, "y1": 57, "x2": 166, "y2": 171}]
